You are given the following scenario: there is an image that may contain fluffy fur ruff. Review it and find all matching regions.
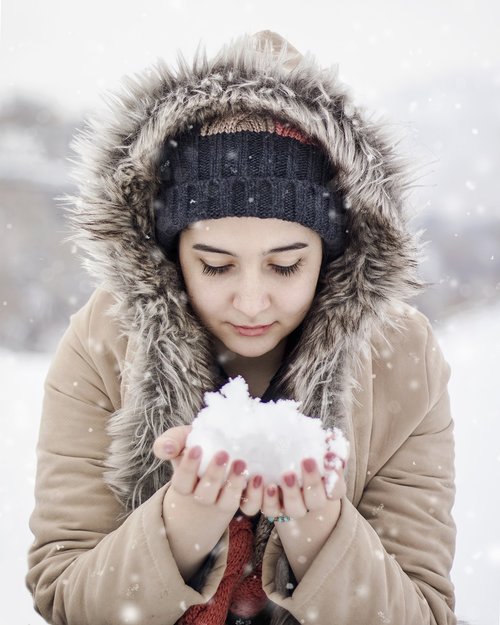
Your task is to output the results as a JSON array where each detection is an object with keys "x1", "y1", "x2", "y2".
[{"x1": 64, "y1": 30, "x2": 426, "y2": 624}]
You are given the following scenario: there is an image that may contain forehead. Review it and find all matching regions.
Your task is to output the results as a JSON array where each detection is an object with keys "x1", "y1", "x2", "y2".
[{"x1": 183, "y1": 217, "x2": 319, "y2": 243}]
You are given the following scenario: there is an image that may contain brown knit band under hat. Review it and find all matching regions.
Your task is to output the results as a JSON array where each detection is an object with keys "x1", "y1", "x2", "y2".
[{"x1": 154, "y1": 112, "x2": 347, "y2": 257}]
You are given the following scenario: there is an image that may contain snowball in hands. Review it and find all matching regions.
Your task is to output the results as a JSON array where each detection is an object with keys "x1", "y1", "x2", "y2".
[{"x1": 185, "y1": 376, "x2": 349, "y2": 496}]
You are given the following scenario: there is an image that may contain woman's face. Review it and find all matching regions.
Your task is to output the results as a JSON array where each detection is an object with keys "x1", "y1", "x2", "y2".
[{"x1": 178, "y1": 217, "x2": 323, "y2": 358}]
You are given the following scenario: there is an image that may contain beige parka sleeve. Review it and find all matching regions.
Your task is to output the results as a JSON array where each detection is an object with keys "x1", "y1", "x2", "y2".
[
  {"x1": 261, "y1": 318, "x2": 457, "y2": 625},
  {"x1": 26, "y1": 289, "x2": 230, "y2": 625}
]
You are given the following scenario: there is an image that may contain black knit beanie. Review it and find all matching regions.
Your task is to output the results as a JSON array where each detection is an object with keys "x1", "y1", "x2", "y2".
[{"x1": 154, "y1": 113, "x2": 347, "y2": 258}]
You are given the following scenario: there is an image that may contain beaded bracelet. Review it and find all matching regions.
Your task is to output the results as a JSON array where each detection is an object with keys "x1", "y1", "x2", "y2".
[{"x1": 267, "y1": 514, "x2": 292, "y2": 523}]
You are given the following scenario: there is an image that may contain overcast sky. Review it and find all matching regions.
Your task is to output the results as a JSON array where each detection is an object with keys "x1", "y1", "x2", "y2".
[{"x1": 1, "y1": 0, "x2": 499, "y2": 115}]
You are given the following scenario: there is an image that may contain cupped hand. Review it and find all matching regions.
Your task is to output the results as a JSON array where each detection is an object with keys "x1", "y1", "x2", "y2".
[
  {"x1": 240, "y1": 452, "x2": 346, "y2": 520},
  {"x1": 153, "y1": 427, "x2": 249, "y2": 515},
  {"x1": 153, "y1": 427, "x2": 250, "y2": 582},
  {"x1": 169, "y1": 445, "x2": 248, "y2": 511},
  {"x1": 153, "y1": 427, "x2": 346, "y2": 520}
]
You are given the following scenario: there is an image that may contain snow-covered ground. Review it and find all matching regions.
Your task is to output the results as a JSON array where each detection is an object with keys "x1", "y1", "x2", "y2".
[{"x1": 1, "y1": 301, "x2": 499, "y2": 625}]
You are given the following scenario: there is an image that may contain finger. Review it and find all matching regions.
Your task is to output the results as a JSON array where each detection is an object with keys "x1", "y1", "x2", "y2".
[
  {"x1": 192, "y1": 450, "x2": 231, "y2": 505},
  {"x1": 153, "y1": 425, "x2": 193, "y2": 460},
  {"x1": 280, "y1": 472, "x2": 307, "y2": 519},
  {"x1": 324, "y1": 473, "x2": 347, "y2": 501},
  {"x1": 171, "y1": 445, "x2": 202, "y2": 495},
  {"x1": 239, "y1": 474, "x2": 264, "y2": 517},
  {"x1": 216, "y1": 460, "x2": 248, "y2": 514},
  {"x1": 301, "y1": 458, "x2": 327, "y2": 511},
  {"x1": 261, "y1": 484, "x2": 282, "y2": 519},
  {"x1": 323, "y1": 453, "x2": 347, "y2": 499},
  {"x1": 324, "y1": 451, "x2": 345, "y2": 472}
]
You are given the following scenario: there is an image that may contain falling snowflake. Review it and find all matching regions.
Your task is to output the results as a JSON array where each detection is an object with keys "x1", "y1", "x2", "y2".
[
  {"x1": 488, "y1": 544, "x2": 500, "y2": 564},
  {"x1": 355, "y1": 583, "x2": 369, "y2": 599},
  {"x1": 305, "y1": 606, "x2": 319, "y2": 621},
  {"x1": 120, "y1": 602, "x2": 141, "y2": 623},
  {"x1": 377, "y1": 610, "x2": 391, "y2": 623}
]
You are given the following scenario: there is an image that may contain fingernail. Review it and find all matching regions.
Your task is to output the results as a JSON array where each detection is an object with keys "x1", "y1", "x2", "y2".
[
  {"x1": 325, "y1": 452, "x2": 344, "y2": 471},
  {"x1": 284, "y1": 473, "x2": 296, "y2": 488},
  {"x1": 267, "y1": 485, "x2": 276, "y2": 497},
  {"x1": 163, "y1": 440, "x2": 177, "y2": 456},
  {"x1": 215, "y1": 450, "x2": 229, "y2": 466},
  {"x1": 233, "y1": 460, "x2": 246, "y2": 475},
  {"x1": 303, "y1": 458, "x2": 316, "y2": 473},
  {"x1": 324, "y1": 452, "x2": 336, "y2": 468},
  {"x1": 252, "y1": 475, "x2": 263, "y2": 488},
  {"x1": 188, "y1": 446, "x2": 202, "y2": 460}
]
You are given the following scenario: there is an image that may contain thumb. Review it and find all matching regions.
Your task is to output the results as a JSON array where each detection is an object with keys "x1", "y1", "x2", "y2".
[{"x1": 153, "y1": 425, "x2": 193, "y2": 460}]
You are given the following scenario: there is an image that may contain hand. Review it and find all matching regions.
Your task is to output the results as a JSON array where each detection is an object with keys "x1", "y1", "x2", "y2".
[
  {"x1": 166, "y1": 446, "x2": 248, "y2": 512},
  {"x1": 239, "y1": 452, "x2": 346, "y2": 520},
  {"x1": 153, "y1": 427, "x2": 249, "y2": 582},
  {"x1": 268, "y1": 453, "x2": 346, "y2": 520},
  {"x1": 253, "y1": 454, "x2": 346, "y2": 583},
  {"x1": 154, "y1": 425, "x2": 249, "y2": 517}
]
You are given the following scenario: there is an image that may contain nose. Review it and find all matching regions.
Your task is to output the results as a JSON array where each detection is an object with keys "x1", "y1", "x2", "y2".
[{"x1": 232, "y1": 274, "x2": 271, "y2": 321}]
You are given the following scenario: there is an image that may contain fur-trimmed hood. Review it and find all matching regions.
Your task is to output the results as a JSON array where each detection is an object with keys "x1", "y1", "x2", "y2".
[{"x1": 65, "y1": 30, "x2": 424, "y2": 517}]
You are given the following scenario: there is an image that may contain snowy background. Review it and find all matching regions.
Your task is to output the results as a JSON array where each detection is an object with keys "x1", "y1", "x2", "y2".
[{"x1": 0, "y1": 0, "x2": 499, "y2": 623}]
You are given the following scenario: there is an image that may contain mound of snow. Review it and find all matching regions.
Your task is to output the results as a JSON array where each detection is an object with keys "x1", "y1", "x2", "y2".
[{"x1": 186, "y1": 376, "x2": 349, "y2": 493}]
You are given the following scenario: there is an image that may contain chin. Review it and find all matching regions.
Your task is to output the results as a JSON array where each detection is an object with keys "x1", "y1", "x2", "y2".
[{"x1": 222, "y1": 334, "x2": 280, "y2": 359}]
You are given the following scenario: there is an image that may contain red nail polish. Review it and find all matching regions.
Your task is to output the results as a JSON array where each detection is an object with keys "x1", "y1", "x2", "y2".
[
  {"x1": 188, "y1": 446, "x2": 202, "y2": 459},
  {"x1": 215, "y1": 451, "x2": 229, "y2": 466},
  {"x1": 284, "y1": 473, "x2": 296, "y2": 488},
  {"x1": 267, "y1": 485, "x2": 276, "y2": 497},
  {"x1": 303, "y1": 458, "x2": 316, "y2": 473},
  {"x1": 233, "y1": 460, "x2": 246, "y2": 475},
  {"x1": 324, "y1": 452, "x2": 345, "y2": 471},
  {"x1": 324, "y1": 452, "x2": 336, "y2": 465},
  {"x1": 163, "y1": 440, "x2": 177, "y2": 456},
  {"x1": 252, "y1": 475, "x2": 263, "y2": 488}
]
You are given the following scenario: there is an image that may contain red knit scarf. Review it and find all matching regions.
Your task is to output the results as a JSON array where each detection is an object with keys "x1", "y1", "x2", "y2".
[{"x1": 179, "y1": 515, "x2": 268, "y2": 624}]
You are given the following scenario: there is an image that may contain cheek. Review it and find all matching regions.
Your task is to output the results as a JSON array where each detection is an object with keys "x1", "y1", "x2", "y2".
[
  {"x1": 187, "y1": 279, "x2": 226, "y2": 319},
  {"x1": 276, "y1": 279, "x2": 317, "y2": 317}
]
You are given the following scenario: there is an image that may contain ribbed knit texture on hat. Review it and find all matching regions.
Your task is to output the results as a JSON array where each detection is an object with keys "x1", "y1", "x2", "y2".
[
  {"x1": 199, "y1": 112, "x2": 316, "y2": 145},
  {"x1": 154, "y1": 112, "x2": 346, "y2": 256}
]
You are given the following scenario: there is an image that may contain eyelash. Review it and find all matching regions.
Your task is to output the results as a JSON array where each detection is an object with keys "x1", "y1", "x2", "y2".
[{"x1": 201, "y1": 260, "x2": 302, "y2": 277}]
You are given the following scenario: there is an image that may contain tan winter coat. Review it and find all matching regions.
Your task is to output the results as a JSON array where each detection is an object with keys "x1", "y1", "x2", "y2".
[
  {"x1": 26, "y1": 30, "x2": 457, "y2": 625},
  {"x1": 27, "y1": 289, "x2": 456, "y2": 625}
]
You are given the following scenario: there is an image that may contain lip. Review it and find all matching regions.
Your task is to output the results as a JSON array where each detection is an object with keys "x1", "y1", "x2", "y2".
[{"x1": 231, "y1": 323, "x2": 274, "y2": 337}]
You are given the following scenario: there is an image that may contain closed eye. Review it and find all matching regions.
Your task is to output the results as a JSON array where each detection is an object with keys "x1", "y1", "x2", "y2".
[
  {"x1": 201, "y1": 260, "x2": 302, "y2": 277},
  {"x1": 201, "y1": 262, "x2": 232, "y2": 276},
  {"x1": 272, "y1": 261, "x2": 302, "y2": 276}
]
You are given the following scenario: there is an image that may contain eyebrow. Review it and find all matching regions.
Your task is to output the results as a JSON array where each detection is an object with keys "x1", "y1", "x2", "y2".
[{"x1": 192, "y1": 242, "x2": 309, "y2": 256}]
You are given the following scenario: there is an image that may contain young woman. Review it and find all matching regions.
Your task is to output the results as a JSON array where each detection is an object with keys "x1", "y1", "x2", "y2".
[{"x1": 26, "y1": 31, "x2": 457, "y2": 625}]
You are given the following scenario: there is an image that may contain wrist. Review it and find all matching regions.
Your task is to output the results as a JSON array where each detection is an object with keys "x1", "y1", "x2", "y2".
[
  {"x1": 162, "y1": 486, "x2": 230, "y2": 582},
  {"x1": 274, "y1": 498, "x2": 342, "y2": 582},
  {"x1": 277, "y1": 496, "x2": 341, "y2": 530}
]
